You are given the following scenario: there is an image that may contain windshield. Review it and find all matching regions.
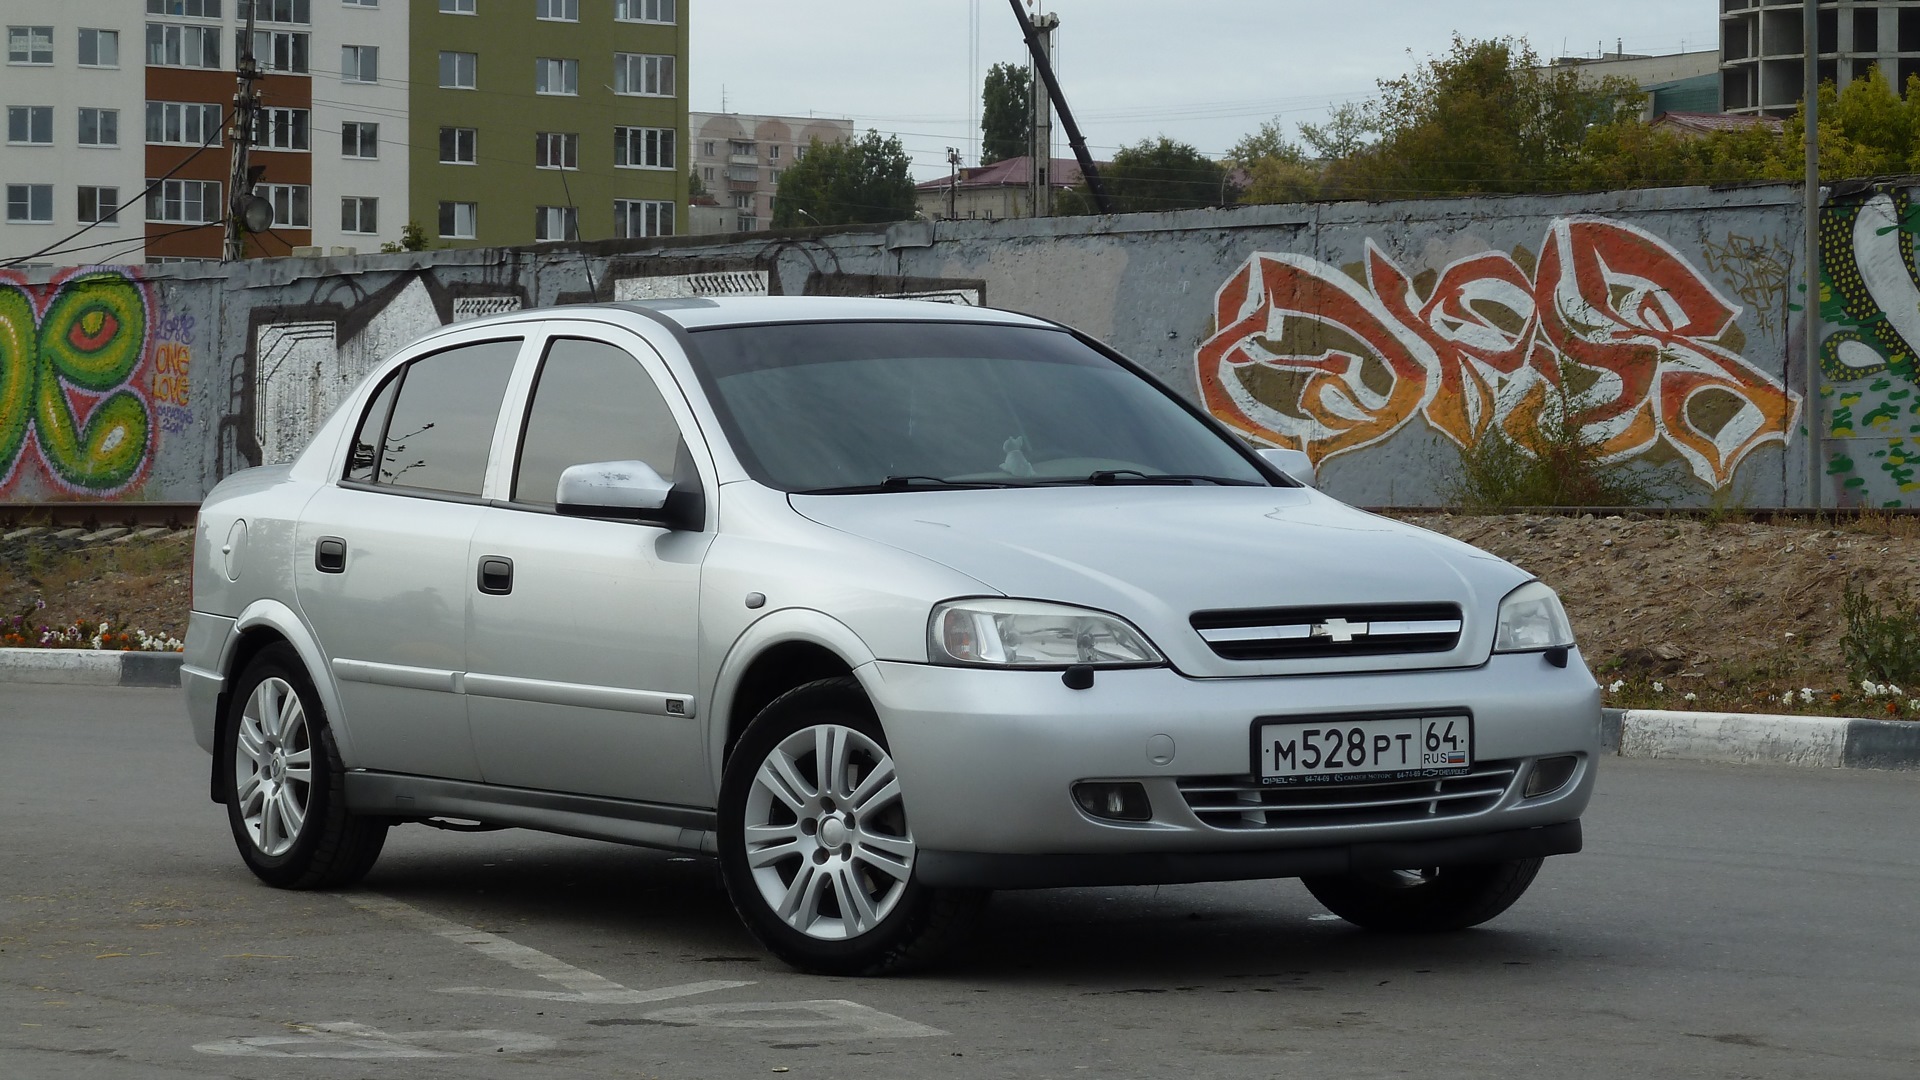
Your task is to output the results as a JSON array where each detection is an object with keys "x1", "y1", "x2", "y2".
[{"x1": 688, "y1": 321, "x2": 1269, "y2": 493}]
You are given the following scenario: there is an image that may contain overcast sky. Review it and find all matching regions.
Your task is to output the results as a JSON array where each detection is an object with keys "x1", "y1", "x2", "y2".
[{"x1": 689, "y1": 0, "x2": 1721, "y2": 179}]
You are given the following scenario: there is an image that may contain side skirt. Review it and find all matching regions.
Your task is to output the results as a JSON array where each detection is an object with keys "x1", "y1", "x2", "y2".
[{"x1": 345, "y1": 772, "x2": 719, "y2": 855}]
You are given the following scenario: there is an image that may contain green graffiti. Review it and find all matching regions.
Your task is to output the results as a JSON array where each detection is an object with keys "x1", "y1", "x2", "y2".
[{"x1": 0, "y1": 271, "x2": 152, "y2": 494}]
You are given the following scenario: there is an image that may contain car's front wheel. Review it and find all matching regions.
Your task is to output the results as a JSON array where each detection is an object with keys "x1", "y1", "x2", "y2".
[
  {"x1": 1302, "y1": 858, "x2": 1543, "y2": 932},
  {"x1": 221, "y1": 643, "x2": 388, "y2": 889},
  {"x1": 717, "y1": 677, "x2": 984, "y2": 975}
]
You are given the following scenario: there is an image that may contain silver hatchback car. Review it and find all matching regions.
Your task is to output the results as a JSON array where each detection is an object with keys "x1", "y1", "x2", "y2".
[{"x1": 185, "y1": 297, "x2": 1600, "y2": 974}]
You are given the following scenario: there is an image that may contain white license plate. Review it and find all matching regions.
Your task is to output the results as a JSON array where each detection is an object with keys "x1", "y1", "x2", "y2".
[{"x1": 1256, "y1": 714, "x2": 1471, "y2": 785}]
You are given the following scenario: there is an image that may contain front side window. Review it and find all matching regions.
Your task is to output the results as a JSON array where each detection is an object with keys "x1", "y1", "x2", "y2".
[
  {"x1": 615, "y1": 126, "x2": 674, "y2": 169},
  {"x1": 8, "y1": 106, "x2": 53, "y2": 145},
  {"x1": 8, "y1": 26, "x2": 54, "y2": 64},
  {"x1": 5, "y1": 184, "x2": 54, "y2": 223},
  {"x1": 439, "y1": 125, "x2": 475, "y2": 163},
  {"x1": 513, "y1": 337, "x2": 682, "y2": 505},
  {"x1": 259, "y1": 183, "x2": 310, "y2": 227},
  {"x1": 439, "y1": 200, "x2": 476, "y2": 238},
  {"x1": 534, "y1": 205, "x2": 577, "y2": 242},
  {"x1": 439, "y1": 50, "x2": 476, "y2": 89},
  {"x1": 691, "y1": 322, "x2": 1269, "y2": 494},
  {"x1": 341, "y1": 196, "x2": 376, "y2": 234},
  {"x1": 613, "y1": 52, "x2": 673, "y2": 96},
  {"x1": 614, "y1": 199, "x2": 674, "y2": 239},
  {"x1": 347, "y1": 339, "x2": 520, "y2": 496},
  {"x1": 78, "y1": 28, "x2": 119, "y2": 67},
  {"x1": 535, "y1": 57, "x2": 577, "y2": 96},
  {"x1": 79, "y1": 107, "x2": 119, "y2": 147},
  {"x1": 78, "y1": 186, "x2": 119, "y2": 224},
  {"x1": 534, "y1": 131, "x2": 577, "y2": 170},
  {"x1": 341, "y1": 44, "x2": 377, "y2": 82},
  {"x1": 341, "y1": 120, "x2": 378, "y2": 158},
  {"x1": 253, "y1": 106, "x2": 310, "y2": 150}
]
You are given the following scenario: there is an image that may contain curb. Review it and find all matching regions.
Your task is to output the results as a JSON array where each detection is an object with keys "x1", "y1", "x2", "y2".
[
  {"x1": 1603, "y1": 708, "x2": 1920, "y2": 771},
  {"x1": 0, "y1": 647, "x2": 183, "y2": 688}
]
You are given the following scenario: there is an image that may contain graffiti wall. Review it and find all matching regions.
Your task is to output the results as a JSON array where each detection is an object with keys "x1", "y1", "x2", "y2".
[{"x1": 0, "y1": 181, "x2": 1857, "y2": 506}]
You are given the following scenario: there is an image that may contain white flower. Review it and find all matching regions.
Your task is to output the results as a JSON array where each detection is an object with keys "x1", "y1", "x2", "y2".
[
  {"x1": 1651, "y1": 681, "x2": 1665, "y2": 693},
  {"x1": 1910, "y1": 699, "x2": 1920, "y2": 712},
  {"x1": 1607, "y1": 680, "x2": 1625, "y2": 693},
  {"x1": 1684, "y1": 692, "x2": 1698, "y2": 703},
  {"x1": 1891, "y1": 684, "x2": 1903, "y2": 696},
  {"x1": 1800, "y1": 688, "x2": 1816, "y2": 704},
  {"x1": 1781, "y1": 691, "x2": 1795, "y2": 706},
  {"x1": 1784, "y1": 631, "x2": 1796, "y2": 639},
  {"x1": 1862, "y1": 678, "x2": 1881, "y2": 696}
]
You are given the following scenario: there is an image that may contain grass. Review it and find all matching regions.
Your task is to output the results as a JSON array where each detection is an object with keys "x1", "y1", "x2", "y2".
[{"x1": 1442, "y1": 371, "x2": 1669, "y2": 512}]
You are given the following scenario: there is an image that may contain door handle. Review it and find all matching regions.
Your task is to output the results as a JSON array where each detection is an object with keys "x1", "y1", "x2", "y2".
[
  {"x1": 477, "y1": 555, "x2": 514, "y2": 595},
  {"x1": 315, "y1": 536, "x2": 346, "y2": 573}
]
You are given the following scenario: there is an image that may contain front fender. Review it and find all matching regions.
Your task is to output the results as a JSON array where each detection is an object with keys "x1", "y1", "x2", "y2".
[{"x1": 705, "y1": 606, "x2": 879, "y2": 794}]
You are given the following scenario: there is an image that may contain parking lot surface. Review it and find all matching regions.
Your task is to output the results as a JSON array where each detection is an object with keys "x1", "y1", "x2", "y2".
[{"x1": 3, "y1": 686, "x2": 1917, "y2": 1078}]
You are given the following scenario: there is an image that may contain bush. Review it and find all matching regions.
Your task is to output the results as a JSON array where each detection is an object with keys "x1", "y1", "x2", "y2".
[
  {"x1": 1840, "y1": 582, "x2": 1920, "y2": 686},
  {"x1": 1443, "y1": 410, "x2": 1665, "y2": 511}
]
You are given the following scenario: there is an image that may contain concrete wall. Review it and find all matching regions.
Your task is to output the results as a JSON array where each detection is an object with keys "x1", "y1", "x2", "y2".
[{"x1": 3, "y1": 180, "x2": 1870, "y2": 508}]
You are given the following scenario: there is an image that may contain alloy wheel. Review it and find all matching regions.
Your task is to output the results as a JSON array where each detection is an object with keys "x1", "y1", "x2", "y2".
[{"x1": 232, "y1": 676, "x2": 313, "y2": 857}]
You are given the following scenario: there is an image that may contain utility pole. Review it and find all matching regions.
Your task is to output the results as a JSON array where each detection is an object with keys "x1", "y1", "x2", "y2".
[
  {"x1": 1006, "y1": 0, "x2": 1106, "y2": 214},
  {"x1": 1028, "y1": 11, "x2": 1057, "y2": 218},
  {"x1": 1803, "y1": 0, "x2": 1821, "y2": 505},
  {"x1": 947, "y1": 146, "x2": 962, "y2": 220},
  {"x1": 223, "y1": 3, "x2": 261, "y2": 262}
]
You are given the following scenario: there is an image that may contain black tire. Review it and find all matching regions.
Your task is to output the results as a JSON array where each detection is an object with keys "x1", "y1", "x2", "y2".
[
  {"x1": 220, "y1": 642, "x2": 388, "y2": 890},
  {"x1": 717, "y1": 676, "x2": 985, "y2": 975},
  {"x1": 1301, "y1": 858, "x2": 1544, "y2": 932}
]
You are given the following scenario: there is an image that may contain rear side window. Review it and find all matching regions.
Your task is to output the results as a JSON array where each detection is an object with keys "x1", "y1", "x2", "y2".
[
  {"x1": 512, "y1": 336, "x2": 683, "y2": 504},
  {"x1": 345, "y1": 338, "x2": 520, "y2": 496}
]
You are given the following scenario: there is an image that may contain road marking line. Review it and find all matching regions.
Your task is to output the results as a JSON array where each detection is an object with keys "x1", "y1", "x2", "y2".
[
  {"x1": 344, "y1": 893, "x2": 752, "y2": 1005},
  {"x1": 195, "y1": 1021, "x2": 556, "y2": 1059},
  {"x1": 641, "y1": 999, "x2": 946, "y2": 1039}
]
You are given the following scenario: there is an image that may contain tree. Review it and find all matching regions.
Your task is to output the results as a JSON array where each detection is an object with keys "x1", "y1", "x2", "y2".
[
  {"x1": 688, "y1": 169, "x2": 707, "y2": 198},
  {"x1": 1062, "y1": 136, "x2": 1232, "y2": 215},
  {"x1": 379, "y1": 221, "x2": 428, "y2": 253},
  {"x1": 981, "y1": 61, "x2": 1033, "y2": 165},
  {"x1": 770, "y1": 130, "x2": 917, "y2": 228},
  {"x1": 1230, "y1": 119, "x2": 1321, "y2": 205}
]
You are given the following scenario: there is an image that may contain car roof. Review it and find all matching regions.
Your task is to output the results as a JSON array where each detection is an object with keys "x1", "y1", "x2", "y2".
[{"x1": 447, "y1": 295, "x2": 1058, "y2": 334}]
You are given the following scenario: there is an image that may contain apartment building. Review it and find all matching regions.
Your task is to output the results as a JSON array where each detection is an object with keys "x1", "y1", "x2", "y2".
[
  {"x1": 689, "y1": 112, "x2": 852, "y2": 233},
  {"x1": 1723, "y1": 0, "x2": 1920, "y2": 114},
  {"x1": 1, "y1": 0, "x2": 686, "y2": 266}
]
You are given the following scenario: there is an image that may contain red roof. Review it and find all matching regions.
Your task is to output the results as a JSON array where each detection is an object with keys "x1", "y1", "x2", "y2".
[
  {"x1": 1650, "y1": 111, "x2": 1784, "y2": 136},
  {"x1": 916, "y1": 155, "x2": 1093, "y2": 192}
]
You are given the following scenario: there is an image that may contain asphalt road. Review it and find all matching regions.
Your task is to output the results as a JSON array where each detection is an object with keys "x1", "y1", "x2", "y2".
[{"x1": 3, "y1": 685, "x2": 1917, "y2": 1079}]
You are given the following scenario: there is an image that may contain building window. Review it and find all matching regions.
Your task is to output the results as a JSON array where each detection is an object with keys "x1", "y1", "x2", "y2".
[
  {"x1": 146, "y1": 101, "x2": 223, "y2": 146},
  {"x1": 438, "y1": 200, "x2": 476, "y2": 239},
  {"x1": 146, "y1": 178, "x2": 221, "y2": 223},
  {"x1": 702, "y1": 166, "x2": 714, "y2": 183},
  {"x1": 78, "y1": 29, "x2": 119, "y2": 68},
  {"x1": 535, "y1": 131, "x2": 578, "y2": 169},
  {"x1": 147, "y1": 1, "x2": 223, "y2": 17},
  {"x1": 614, "y1": 198, "x2": 673, "y2": 238},
  {"x1": 613, "y1": 53, "x2": 673, "y2": 96},
  {"x1": 768, "y1": 144, "x2": 780, "y2": 161},
  {"x1": 535, "y1": 58, "x2": 578, "y2": 96},
  {"x1": 343, "y1": 0, "x2": 378, "y2": 6},
  {"x1": 259, "y1": 183, "x2": 310, "y2": 228},
  {"x1": 78, "y1": 186, "x2": 119, "y2": 224},
  {"x1": 534, "y1": 206, "x2": 577, "y2": 242},
  {"x1": 78, "y1": 108, "x2": 119, "y2": 147},
  {"x1": 728, "y1": 139, "x2": 755, "y2": 157},
  {"x1": 241, "y1": 0, "x2": 312, "y2": 22},
  {"x1": 8, "y1": 107, "x2": 54, "y2": 146},
  {"x1": 244, "y1": 29, "x2": 309, "y2": 73},
  {"x1": 438, "y1": 0, "x2": 475, "y2": 12},
  {"x1": 439, "y1": 50, "x2": 476, "y2": 89},
  {"x1": 736, "y1": 215, "x2": 756, "y2": 232},
  {"x1": 341, "y1": 121, "x2": 378, "y2": 158},
  {"x1": 702, "y1": 140, "x2": 715, "y2": 156},
  {"x1": 6, "y1": 185, "x2": 54, "y2": 223},
  {"x1": 615, "y1": 0, "x2": 675, "y2": 24},
  {"x1": 253, "y1": 106, "x2": 310, "y2": 150},
  {"x1": 614, "y1": 126, "x2": 674, "y2": 169},
  {"x1": 536, "y1": 0, "x2": 577, "y2": 21},
  {"x1": 794, "y1": 145, "x2": 806, "y2": 161},
  {"x1": 439, "y1": 125, "x2": 475, "y2": 164},
  {"x1": 8, "y1": 26, "x2": 54, "y2": 64},
  {"x1": 147, "y1": 23, "x2": 221, "y2": 68},
  {"x1": 732, "y1": 192, "x2": 753, "y2": 210},
  {"x1": 769, "y1": 168, "x2": 781, "y2": 185},
  {"x1": 341, "y1": 196, "x2": 377, "y2": 234},
  {"x1": 341, "y1": 44, "x2": 377, "y2": 83}
]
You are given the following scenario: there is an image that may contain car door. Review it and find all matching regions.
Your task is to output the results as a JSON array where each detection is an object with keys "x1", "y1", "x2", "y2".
[
  {"x1": 463, "y1": 324, "x2": 716, "y2": 807},
  {"x1": 294, "y1": 333, "x2": 528, "y2": 781}
]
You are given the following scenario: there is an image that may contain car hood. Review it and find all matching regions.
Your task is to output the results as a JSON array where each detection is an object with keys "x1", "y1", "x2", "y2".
[{"x1": 789, "y1": 485, "x2": 1532, "y2": 677}]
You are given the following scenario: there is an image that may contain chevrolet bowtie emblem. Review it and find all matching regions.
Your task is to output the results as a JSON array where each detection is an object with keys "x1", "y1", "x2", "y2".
[{"x1": 1310, "y1": 617, "x2": 1369, "y2": 643}]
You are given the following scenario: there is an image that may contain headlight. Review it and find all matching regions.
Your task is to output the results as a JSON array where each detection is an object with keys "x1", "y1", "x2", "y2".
[
  {"x1": 1493, "y1": 581, "x2": 1575, "y2": 653},
  {"x1": 929, "y1": 599, "x2": 1163, "y2": 668}
]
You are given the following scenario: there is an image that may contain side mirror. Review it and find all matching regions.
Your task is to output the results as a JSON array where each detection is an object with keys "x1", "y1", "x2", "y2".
[
  {"x1": 1257, "y1": 447, "x2": 1317, "y2": 489},
  {"x1": 556, "y1": 460, "x2": 673, "y2": 519}
]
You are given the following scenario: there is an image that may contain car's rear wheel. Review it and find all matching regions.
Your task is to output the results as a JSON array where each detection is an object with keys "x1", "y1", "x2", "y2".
[
  {"x1": 717, "y1": 677, "x2": 984, "y2": 975},
  {"x1": 1301, "y1": 858, "x2": 1543, "y2": 932},
  {"x1": 222, "y1": 643, "x2": 387, "y2": 889}
]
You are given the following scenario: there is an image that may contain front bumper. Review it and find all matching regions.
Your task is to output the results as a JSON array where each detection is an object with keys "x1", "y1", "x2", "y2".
[{"x1": 861, "y1": 651, "x2": 1601, "y2": 857}]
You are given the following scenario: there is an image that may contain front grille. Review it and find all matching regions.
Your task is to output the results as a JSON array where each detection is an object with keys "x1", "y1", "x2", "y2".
[
  {"x1": 1191, "y1": 602, "x2": 1462, "y2": 661},
  {"x1": 1177, "y1": 761, "x2": 1518, "y2": 830}
]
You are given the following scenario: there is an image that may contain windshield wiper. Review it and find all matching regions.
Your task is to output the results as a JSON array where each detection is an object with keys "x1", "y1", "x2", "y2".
[
  {"x1": 1038, "y1": 469, "x2": 1260, "y2": 487},
  {"x1": 793, "y1": 475, "x2": 1020, "y2": 495}
]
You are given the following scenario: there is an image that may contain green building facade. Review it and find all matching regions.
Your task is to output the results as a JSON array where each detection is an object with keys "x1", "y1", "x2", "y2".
[{"x1": 409, "y1": 0, "x2": 688, "y2": 249}]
